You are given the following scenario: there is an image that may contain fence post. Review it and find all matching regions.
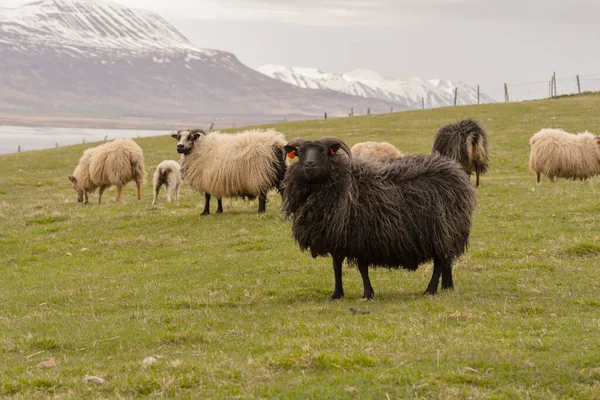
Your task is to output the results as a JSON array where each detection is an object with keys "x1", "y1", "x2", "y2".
[
  {"x1": 504, "y1": 83, "x2": 509, "y2": 103},
  {"x1": 422, "y1": 97, "x2": 424, "y2": 110},
  {"x1": 549, "y1": 80, "x2": 552, "y2": 98},
  {"x1": 18, "y1": 145, "x2": 21, "y2": 153},
  {"x1": 577, "y1": 75, "x2": 581, "y2": 94},
  {"x1": 350, "y1": 107, "x2": 354, "y2": 116},
  {"x1": 82, "y1": 138, "x2": 85, "y2": 144},
  {"x1": 477, "y1": 85, "x2": 480, "y2": 104},
  {"x1": 453, "y1": 87, "x2": 458, "y2": 106},
  {"x1": 367, "y1": 108, "x2": 370, "y2": 115},
  {"x1": 103, "y1": 135, "x2": 108, "y2": 141},
  {"x1": 553, "y1": 71, "x2": 557, "y2": 97},
  {"x1": 390, "y1": 106, "x2": 393, "y2": 113},
  {"x1": 55, "y1": 142, "x2": 58, "y2": 148},
  {"x1": 324, "y1": 112, "x2": 327, "y2": 120},
  {"x1": 209, "y1": 122, "x2": 214, "y2": 131}
]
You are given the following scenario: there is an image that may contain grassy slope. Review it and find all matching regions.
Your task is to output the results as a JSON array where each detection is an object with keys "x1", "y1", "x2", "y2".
[{"x1": 1, "y1": 94, "x2": 600, "y2": 399}]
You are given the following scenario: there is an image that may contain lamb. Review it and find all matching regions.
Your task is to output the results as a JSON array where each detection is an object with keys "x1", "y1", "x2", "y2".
[
  {"x1": 172, "y1": 128, "x2": 286, "y2": 214},
  {"x1": 283, "y1": 136, "x2": 477, "y2": 300},
  {"x1": 69, "y1": 138, "x2": 146, "y2": 204},
  {"x1": 350, "y1": 141, "x2": 403, "y2": 161},
  {"x1": 432, "y1": 119, "x2": 489, "y2": 187},
  {"x1": 152, "y1": 160, "x2": 183, "y2": 205},
  {"x1": 529, "y1": 128, "x2": 600, "y2": 183}
]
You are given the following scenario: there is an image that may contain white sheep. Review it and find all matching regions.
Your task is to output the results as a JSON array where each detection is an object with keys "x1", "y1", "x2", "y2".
[
  {"x1": 529, "y1": 128, "x2": 600, "y2": 183},
  {"x1": 172, "y1": 128, "x2": 286, "y2": 214},
  {"x1": 69, "y1": 139, "x2": 147, "y2": 204},
  {"x1": 350, "y1": 141, "x2": 403, "y2": 161},
  {"x1": 152, "y1": 160, "x2": 183, "y2": 205}
]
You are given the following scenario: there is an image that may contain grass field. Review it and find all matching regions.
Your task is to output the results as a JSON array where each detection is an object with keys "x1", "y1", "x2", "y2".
[{"x1": 1, "y1": 94, "x2": 600, "y2": 399}]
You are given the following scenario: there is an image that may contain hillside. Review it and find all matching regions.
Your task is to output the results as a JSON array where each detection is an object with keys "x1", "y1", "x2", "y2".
[
  {"x1": 1, "y1": 94, "x2": 600, "y2": 398},
  {"x1": 0, "y1": 0, "x2": 401, "y2": 128}
]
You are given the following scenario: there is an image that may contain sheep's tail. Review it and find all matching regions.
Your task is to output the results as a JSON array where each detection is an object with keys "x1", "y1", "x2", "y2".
[
  {"x1": 470, "y1": 132, "x2": 489, "y2": 174},
  {"x1": 158, "y1": 169, "x2": 171, "y2": 186},
  {"x1": 133, "y1": 157, "x2": 147, "y2": 186}
]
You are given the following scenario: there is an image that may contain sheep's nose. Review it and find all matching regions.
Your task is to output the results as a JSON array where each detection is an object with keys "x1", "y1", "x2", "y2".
[
  {"x1": 176, "y1": 144, "x2": 184, "y2": 149},
  {"x1": 304, "y1": 160, "x2": 317, "y2": 170}
]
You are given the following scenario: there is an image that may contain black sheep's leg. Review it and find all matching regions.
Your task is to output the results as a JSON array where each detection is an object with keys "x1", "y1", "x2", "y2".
[
  {"x1": 475, "y1": 170, "x2": 480, "y2": 188},
  {"x1": 201, "y1": 193, "x2": 211, "y2": 215},
  {"x1": 329, "y1": 255, "x2": 344, "y2": 300},
  {"x1": 425, "y1": 256, "x2": 443, "y2": 295},
  {"x1": 441, "y1": 258, "x2": 454, "y2": 290},
  {"x1": 258, "y1": 190, "x2": 267, "y2": 213},
  {"x1": 357, "y1": 262, "x2": 374, "y2": 300},
  {"x1": 216, "y1": 198, "x2": 223, "y2": 214}
]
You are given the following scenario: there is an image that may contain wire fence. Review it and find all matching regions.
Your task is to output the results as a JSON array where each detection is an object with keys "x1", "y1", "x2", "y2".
[{"x1": 495, "y1": 73, "x2": 600, "y2": 103}]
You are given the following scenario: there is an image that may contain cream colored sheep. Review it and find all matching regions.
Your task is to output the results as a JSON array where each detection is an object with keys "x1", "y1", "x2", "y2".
[
  {"x1": 172, "y1": 128, "x2": 286, "y2": 214},
  {"x1": 350, "y1": 141, "x2": 403, "y2": 161},
  {"x1": 529, "y1": 129, "x2": 600, "y2": 183},
  {"x1": 69, "y1": 139, "x2": 147, "y2": 204},
  {"x1": 152, "y1": 160, "x2": 182, "y2": 205}
]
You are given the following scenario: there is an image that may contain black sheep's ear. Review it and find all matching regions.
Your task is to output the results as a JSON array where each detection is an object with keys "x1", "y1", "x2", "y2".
[
  {"x1": 284, "y1": 145, "x2": 298, "y2": 159},
  {"x1": 328, "y1": 143, "x2": 342, "y2": 155}
]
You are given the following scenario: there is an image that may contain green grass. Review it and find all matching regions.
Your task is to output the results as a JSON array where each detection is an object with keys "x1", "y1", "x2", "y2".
[{"x1": 2, "y1": 94, "x2": 600, "y2": 398}]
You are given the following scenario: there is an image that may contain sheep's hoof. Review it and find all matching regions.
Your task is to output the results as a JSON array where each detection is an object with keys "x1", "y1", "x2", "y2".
[
  {"x1": 423, "y1": 289, "x2": 437, "y2": 296},
  {"x1": 200, "y1": 211, "x2": 210, "y2": 216},
  {"x1": 329, "y1": 292, "x2": 344, "y2": 300}
]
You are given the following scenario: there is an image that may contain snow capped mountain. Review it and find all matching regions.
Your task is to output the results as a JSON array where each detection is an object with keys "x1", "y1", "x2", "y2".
[
  {"x1": 257, "y1": 64, "x2": 495, "y2": 109},
  {"x1": 0, "y1": 0, "x2": 219, "y2": 57},
  {"x1": 0, "y1": 0, "x2": 401, "y2": 125}
]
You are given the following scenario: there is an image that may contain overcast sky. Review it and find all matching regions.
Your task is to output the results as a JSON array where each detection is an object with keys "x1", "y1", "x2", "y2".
[{"x1": 4, "y1": 0, "x2": 600, "y2": 100}]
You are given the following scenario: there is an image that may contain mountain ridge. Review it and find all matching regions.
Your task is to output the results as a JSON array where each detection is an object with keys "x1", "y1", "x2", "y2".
[{"x1": 256, "y1": 64, "x2": 495, "y2": 109}]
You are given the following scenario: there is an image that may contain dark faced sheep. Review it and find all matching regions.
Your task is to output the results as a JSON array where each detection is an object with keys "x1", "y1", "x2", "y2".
[
  {"x1": 69, "y1": 138, "x2": 146, "y2": 204},
  {"x1": 172, "y1": 128, "x2": 286, "y2": 214},
  {"x1": 432, "y1": 119, "x2": 489, "y2": 187},
  {"x1": 283, "y1": 137, "x2": 477, "y2": 299}
]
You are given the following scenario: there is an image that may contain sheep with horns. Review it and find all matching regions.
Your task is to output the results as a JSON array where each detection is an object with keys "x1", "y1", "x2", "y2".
[{"x1": 282, "y1": 136, "x2": 477, "y2": 299}]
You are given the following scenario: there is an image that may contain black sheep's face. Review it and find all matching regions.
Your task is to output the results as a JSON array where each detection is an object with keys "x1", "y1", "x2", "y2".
[
  {"x1": 284, "y1": 141, "x2": 343, "y2": 182},
  {"x1": 171, "y1": 129, "x2": 205, "y2": 155}
]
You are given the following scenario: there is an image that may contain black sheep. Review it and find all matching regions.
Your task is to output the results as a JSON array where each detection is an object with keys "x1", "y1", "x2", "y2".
[
  {"x1": 432, "y1": 119, "x2": 489, "y2": 187},
  {"x1": 283, "y1": 136, "x2": 477, "y2": 299}
]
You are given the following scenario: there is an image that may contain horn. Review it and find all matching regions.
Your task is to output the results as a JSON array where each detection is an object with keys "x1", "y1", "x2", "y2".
[
  {"x1": 188, "y1": 129, "x2": 206, "y2": 135},
  {"x1": 318, "y1": 136, "x2": 352, "y2": 157},
  {"x1": 285, "y1": 137, "x2": 308, "y2": 148}
]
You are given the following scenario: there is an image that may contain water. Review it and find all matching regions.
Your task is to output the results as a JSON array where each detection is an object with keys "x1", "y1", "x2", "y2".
[{"x1": 0, "y1": 125, "x2": 169, "y2": 154}]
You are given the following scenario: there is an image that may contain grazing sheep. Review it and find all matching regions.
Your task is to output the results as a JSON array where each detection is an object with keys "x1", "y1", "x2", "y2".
[
  {"x1": 172, "y1": 128, "x2": 286, "y2": 214},
  {"x1": 351, "y1": 141, "x2": 403, "y2": 161},
  {"x1": 283, "y1": 136, "x2": 477, "y2": 299},
  {"x1": 152, "y1": 160, "x2": 183, "y2": 205},
  {"x1": 432, "y1": 119, "x2": 489, "y2": 187},
  {"x1": 69, "y1": 139, "x2": 146, "y2": 204},
  {"x1": 529, "y1": 128, "x2": 600, "y2": 183}
]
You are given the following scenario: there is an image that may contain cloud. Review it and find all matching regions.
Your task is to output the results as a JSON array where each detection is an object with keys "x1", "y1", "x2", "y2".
[
  {"x1": 140, "y1": 0, "x2": 600, "y2": 26},
  {"x1": 1, "y1": 0, "x2": 597, "y2": 26}
]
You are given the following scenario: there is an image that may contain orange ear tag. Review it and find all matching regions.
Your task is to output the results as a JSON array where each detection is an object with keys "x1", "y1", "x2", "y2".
[
  {"x1": 287, "y1": 150, "x2": 297, "y2": 159},
  {"x1": 330, "y1": 148, "x2": 336, "y2": 155}
]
